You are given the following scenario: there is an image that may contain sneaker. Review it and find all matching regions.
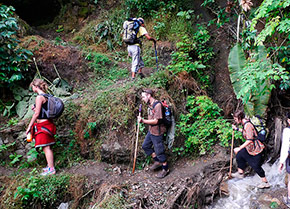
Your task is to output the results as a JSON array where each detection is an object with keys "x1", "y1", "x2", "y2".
[
  {"x1": 149, "y1": 161, "x2": 162, "y2": 171},
  {"x1": 42, "y1": 166, "x2": 49, "y2": 172},
  {"x1": 156, "y1": 169, "x2": 169, "y2": 179},
  {"x1": 231, "y1": 171, "x2": 244, "y2": 179},
  {"x1": 40, "y1": 167, "x2": 56, "y2": 176},
  {"x1": 283, "y1": 196, "x2": 290, "y2": 208},
  {"x1": 257, "y1": 181, "x2": 271, "y2": 189}
]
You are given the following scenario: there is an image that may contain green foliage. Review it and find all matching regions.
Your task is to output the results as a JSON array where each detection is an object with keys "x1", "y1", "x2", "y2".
[
  {"x1": 9, "y1": 153, "x2": 22, "y2": 166},
  {"x1": 95, "y1": 9, "x2": 126, "y2": 50},
  {"x1": 0, "y1": 5, "x2": 33, "y2": 86},
  {"x1": 251, "y1": 0, "x2": 290, "y2": 42},
  {"x1": 228, "y1": 43, "x2": 289, "y2": 116},
  {"x1": 201, "y1": 0, "x2": 229, "y2": 28},
  {"x1": 152, "y1": 7, "x2": 198, "y2": 41},
  {"x1": 54, "y1": 131, "x2": 82, "y2": 169},
  {"x1": 7, "y1": 117, "x2": 18, "y2": 126},
  {"x1": 175, "y1": 96, "x2": 239, "y2": 155},
  {"x1": 14, "y1": 172, "x2": 70, "y2": 207},
  {"x1": 125, "y1": 0, "x2": 171, "y2": 18},
  {"x1": 167, "y1": 26, "x2": 214, "y2": 88},
  {"x1": 0, "y1": 142, "x2": 16, "y2": 153},
  {"x1": 86, "y1": 52, "x2": 128, "y2": 90}
]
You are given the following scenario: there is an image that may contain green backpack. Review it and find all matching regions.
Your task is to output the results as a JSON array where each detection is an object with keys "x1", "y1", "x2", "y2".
[{"x1": 122, "y1": 18, "x2": 141, "y2": 45}]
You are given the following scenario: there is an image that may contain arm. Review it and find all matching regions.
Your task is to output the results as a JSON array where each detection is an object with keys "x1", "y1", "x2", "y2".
[
  {"x1": 26, "y1": 96, "x2": 45, "y2": 134},
  {"x1": 279, "y1": 128, "x2": 290, "y2": 170},
  {"x1": 234, "y1": 123, "x2": 254, "y2": 154},
  {"x1": 144, "y1": 34, "x2": 156, "y2": 43},
  {"x1": 138, "y1": 103, "x2": 162, "y2": 125},
  {"x1": 138, "y1": 117, "x2": 158, "y2": 125}
]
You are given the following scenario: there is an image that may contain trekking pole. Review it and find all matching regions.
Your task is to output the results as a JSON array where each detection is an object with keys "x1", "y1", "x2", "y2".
[
  {"x1": 154, "y1": 42, "x2": 159, "y2": 71},
  {"x1": 229, "y1": 130, "x2": 235, "y2": 178},
  {"x1": 132, "y1": 104, "x2": 142, "y2": 174}
]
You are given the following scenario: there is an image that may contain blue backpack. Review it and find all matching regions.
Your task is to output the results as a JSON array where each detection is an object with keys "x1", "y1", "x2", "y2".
[{"x1": 40, "y1": 94, "x2": 64, "y2": 119}]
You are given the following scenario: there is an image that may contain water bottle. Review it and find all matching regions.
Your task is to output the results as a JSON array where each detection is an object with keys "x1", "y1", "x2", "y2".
[
  {"x1": 260, "y1": 129, "x2": 266, "y2": 135},
  {"x1": 27, "y1": 132, "x2": 32, "y2": 142},
  {"x1": 165, "y1": 107, "x2": 170, "y2": 116}
]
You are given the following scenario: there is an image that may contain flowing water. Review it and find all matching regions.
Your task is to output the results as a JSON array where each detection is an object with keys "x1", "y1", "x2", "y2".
[{"x1": 208, "y1": 160, "x2": 286, "y2": 209}]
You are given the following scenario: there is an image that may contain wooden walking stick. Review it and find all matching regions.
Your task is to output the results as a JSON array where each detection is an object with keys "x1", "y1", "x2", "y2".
[
  {"x1": 229, "y1": 130, "x2": 235, "y2": 178},
  {"x1": 132, "y1": 104, "x2": 142, "y2": 174}
]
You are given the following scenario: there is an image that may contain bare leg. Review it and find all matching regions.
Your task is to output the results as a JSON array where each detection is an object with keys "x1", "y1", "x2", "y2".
[
  {"x1": 131, "y1": 71, "x2": 135, "y2": 78},
  {"x1": 238, "y1": 168, "x2": 244, "y2": 173},
  {"x1": 43, "y1": 146, "x2": 54, "y2": 168},
  {"x1": 261, "y1": 177, "x2": 268, "y2": 182}
]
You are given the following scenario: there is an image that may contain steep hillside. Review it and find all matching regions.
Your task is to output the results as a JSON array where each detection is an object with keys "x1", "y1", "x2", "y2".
[{"x1": 1, "y1": 0, "x2": 290, "y2": 208}]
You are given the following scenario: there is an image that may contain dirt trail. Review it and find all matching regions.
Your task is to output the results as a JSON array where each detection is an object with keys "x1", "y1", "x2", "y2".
[{"x1": 0, "y1": 145, "x2": 230, "y2": 208}]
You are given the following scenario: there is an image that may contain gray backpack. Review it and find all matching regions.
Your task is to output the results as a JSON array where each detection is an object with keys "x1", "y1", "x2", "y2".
[
  {"x1": 40, "y1": 94, "x2": 64, "y2": 119},
  {"x1": 122, "y1": 18, "x2": 141, "y2": 45}
]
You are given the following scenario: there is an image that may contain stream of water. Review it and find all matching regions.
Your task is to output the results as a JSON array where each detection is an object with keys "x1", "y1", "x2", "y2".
[{"x1": 208, "y1": 160, "x2": 286, "y2": 209}]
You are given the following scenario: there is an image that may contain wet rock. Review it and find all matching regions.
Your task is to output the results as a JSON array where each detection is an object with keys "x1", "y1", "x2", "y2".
[
  {"x1": 58, "y1": 202, "x2": 69, "y2": 209},
  {"x1": 219, "y1": 181, "x2": 229, "y2": 196}
]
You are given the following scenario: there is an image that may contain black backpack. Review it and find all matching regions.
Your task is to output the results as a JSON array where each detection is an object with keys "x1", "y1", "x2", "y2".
[
  {"x1": 152, "y1": 100, "x2": 173, "y2": 127},
  {"x1": 40, "y1": 94, "x2": 64, "y2": 119},
  {"x1": 122, "y1": 18, "x2": 141, "y2": 45}
]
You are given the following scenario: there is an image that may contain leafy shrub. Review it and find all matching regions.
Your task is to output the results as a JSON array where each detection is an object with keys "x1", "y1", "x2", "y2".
[
  {"x1": 175, "y1": 96, "x2": 241, "y2": 155},
  {"x1": 167, "y1": 25, "x2": 214, "y2": 88},
  {"x1": 13, "y1": 172, "x2": 70, "y2": 208},
  {"x1": 125, "y1": 0, "x2": 169, "y2": 18},
  {"x1": 0, "y1": 5, "x2": 33, "y2": 86},
  {"x1": 94, "y1": 9, "x2": 126, "y2": 50}
]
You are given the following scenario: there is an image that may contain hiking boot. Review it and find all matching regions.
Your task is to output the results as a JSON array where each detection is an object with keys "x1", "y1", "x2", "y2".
[
  {"x1": 149, "y1": 161, "x2": 162, "y2": 171},
  {"x1": 40, "y1": 167, "x2": 56, "y2": 176},
  {"x1": 231, "y1": 171, "x2": 244, "y2": 179},
  {"x1": 156, "y1": 169, "x2": 169, "y2": 179},
  {"x1": 138, "y1": 72, "x2": 145, "y2": 79},
  {"x1": 257, "y1": 181, "x2": 271, "y2": 189},
  {"x1": 283, "y1": 196, "x2": 290, "y2": 208}
]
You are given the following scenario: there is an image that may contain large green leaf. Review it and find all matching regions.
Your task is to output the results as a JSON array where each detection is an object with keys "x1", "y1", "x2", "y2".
[
  {"x1": 247, "y1": 46, "x2": 271, "y2": 117},
  {"x1": 228, "y1": 44, "x2": 271, "y2": 117},
  {"x1": 228, "y1": 43, "x2": 246, "y2": 97}
]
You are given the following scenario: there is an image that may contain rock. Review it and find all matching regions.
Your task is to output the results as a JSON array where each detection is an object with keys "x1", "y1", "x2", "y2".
[
  {"x1": 16, "y1": 101, "x2": 29, "y2": 119},
  {"x1": 114, "y1": 142, "x2": 121, "y2": 150},
  {"x1": 220, "y1": 181, "x2": 229, "y2": 196},
  {"x1": 101, "y1": 143, "x2": 131, "y2": 164},
  {"x1": 16, "y1": 149, "x2": 25, "y2": 156}
]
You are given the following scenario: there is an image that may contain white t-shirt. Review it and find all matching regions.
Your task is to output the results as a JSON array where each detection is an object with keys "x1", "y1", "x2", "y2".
[{"x1": 279, "y1": 127, "x2": 290, "y2": 165}]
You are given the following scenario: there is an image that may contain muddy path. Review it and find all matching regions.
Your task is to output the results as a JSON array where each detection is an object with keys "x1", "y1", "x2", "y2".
[{"x1": 0, "y1": 145, "x2": 230, "y2": 208}]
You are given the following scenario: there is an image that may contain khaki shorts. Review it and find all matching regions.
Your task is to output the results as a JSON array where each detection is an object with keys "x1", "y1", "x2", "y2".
[{"x1": 128, "y1": 45, "x2": 144, "y2": 72}]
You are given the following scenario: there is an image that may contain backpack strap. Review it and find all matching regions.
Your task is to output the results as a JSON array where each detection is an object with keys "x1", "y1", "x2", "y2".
[
  {"x1": 151, "y1": 100, "x2": 163, "y2": 135},
  {"x1": 38, "y1": 93, "x2": 53, "y2": 118},
  {"x1": 243, "y1": 120, "x2": 261, "y2": 149}
]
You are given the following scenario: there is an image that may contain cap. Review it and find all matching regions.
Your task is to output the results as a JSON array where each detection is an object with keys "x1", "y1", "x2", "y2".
[
  {"x1": 143, "y1": 89, "x2": 153, "y2": 96},
  {"x1": 137, "y1": 17, "x2": 145, "y2": 25}
]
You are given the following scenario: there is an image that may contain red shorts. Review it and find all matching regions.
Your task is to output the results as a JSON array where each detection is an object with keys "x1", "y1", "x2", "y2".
[{"x1": 32, "y1": 120, "x2": 56, "y2": 148}]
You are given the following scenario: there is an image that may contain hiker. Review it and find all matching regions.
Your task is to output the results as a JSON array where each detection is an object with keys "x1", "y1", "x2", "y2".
[
  {"x1": 231, "y1": 110, "x2": 270, "y2": 189},
  {"x1": 26, "y1": 79, "x2": 56, "y2": 175},
  {"x1": 125, "y1": 17, "x2": 156, "y2": 79},
  {"x1": 138, "y1": 89, "x2": 169, "y2": 178},
  {"x1": 278, "y1": 112, "x2": 290, "y2": 206}
]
